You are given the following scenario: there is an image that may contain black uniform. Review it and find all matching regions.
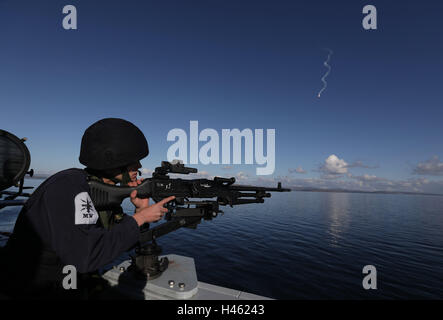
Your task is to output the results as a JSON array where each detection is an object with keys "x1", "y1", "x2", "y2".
[{"x1": 0, "y1": 168, "x2": 139, "y2": 298}]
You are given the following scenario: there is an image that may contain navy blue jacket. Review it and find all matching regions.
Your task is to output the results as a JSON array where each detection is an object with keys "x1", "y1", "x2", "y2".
[{"x1": 1, "y1": 168, "x2": 139, "y2": 292}]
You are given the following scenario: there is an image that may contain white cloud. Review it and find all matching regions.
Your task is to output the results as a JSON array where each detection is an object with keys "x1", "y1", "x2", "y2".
[
  {"x1": 288, "y1": 167, "x2": 306, "y2": 174},
  {"x1": 346, "y1": 160, "x2": 379, "y2": 169},
  {"x1": 317, "y1": 155, "x2": 377, "y2": 179},
  {"x1": 235, "y1": 171, "x2": 250, "y2": 181},
  {"x1": 320, "y1": 154, "x2": 349, "y2": 175},
  {"x1": 349, "y1": 174, "x2": 384, "y2": 182},
  {"x1": 140, "y1": 168, "x2": 153, "y2": 176},
  {"x1": 413, "y1": 156, "x2": 443, "y2": 176}
]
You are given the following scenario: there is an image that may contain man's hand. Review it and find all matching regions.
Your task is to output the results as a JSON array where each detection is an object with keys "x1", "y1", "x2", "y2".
[
  {"x1": 128, "y1": 179, "x2": 149, "y2": 212},
  {"x1": 132, "y1": 196, "x2": 176, "y2": 226}
]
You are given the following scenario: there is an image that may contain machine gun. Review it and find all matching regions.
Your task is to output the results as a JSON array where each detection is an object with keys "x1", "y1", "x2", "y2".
[{"x1": 88, "y1": 161, "x2": 291, "y2": 280}]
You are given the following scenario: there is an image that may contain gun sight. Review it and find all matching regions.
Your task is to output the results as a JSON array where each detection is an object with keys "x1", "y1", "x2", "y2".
[{"x1": 153, "y1": 161, "x2": 198, "y2": 177}]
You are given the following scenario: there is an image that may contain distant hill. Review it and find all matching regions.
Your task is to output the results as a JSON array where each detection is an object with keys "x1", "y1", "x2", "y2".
[
  {"x1": 28, "y1": 173, "x2": 51, "y2": 180},
  {"x1": 290, "y1": 187, "x2": 443, "y2": 197}
]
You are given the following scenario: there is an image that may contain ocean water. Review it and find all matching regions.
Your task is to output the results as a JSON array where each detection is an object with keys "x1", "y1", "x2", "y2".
[{"x1": 1, "y1": 179, "x2": 442, "y2": 299}]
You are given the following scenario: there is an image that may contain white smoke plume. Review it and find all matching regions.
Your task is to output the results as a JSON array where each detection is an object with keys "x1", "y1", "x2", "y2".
[{"x1": 317, "y1": 48, "x2": 333, "y2": 98}]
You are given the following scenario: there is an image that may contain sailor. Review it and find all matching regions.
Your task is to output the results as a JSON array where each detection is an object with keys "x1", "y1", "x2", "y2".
[{"x1": 0, "y1": 118, "x2": 174, "y2": 299}]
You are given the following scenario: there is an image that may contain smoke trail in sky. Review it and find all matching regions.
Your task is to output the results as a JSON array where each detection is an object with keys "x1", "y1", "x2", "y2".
[{"x1": 317, "y1": 48, "x2": 333, "y2": 98}]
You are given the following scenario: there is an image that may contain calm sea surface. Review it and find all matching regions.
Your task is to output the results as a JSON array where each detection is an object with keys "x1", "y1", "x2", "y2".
[{"x1": 1, "y1": 179, "x2": 442, "y2": 299}]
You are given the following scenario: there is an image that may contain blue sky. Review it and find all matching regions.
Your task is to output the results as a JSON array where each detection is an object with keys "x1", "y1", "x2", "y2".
[{"x1": 0, "y1": 0, "x2": 442, "y2": 193}]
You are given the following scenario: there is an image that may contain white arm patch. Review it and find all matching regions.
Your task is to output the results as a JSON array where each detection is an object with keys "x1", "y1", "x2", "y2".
[{"x1": 74, "y1": 192, "x2": 99, "y2": 225}]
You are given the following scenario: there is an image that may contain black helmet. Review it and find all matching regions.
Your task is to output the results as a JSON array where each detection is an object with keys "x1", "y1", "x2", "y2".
[{"x1": 79, "y1": 118, "x2": 149, "y2": 170}]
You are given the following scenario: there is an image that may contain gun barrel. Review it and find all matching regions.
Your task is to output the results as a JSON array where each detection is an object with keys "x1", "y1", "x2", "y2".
[
  {"x1": 236, "y1": 192, "x2": 271, "y2": 198},
  {"x1": 230, "y1": 182, "x2": 291, "y2": 192},
  {"x1": 232, "y1": 198, "x2": 265, "y2": 205}
]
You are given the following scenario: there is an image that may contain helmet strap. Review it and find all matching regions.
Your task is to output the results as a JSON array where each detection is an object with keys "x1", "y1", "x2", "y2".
[
  {"x1": 85, "y1": 167, "x2": 125, "y2": 185},
  {"x1": 120, "y1": 170, "x2": 132, "y2": 186}
]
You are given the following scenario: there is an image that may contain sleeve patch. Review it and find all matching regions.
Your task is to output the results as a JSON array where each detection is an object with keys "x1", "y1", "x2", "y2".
[{"x1": 74, "y1": 192, "x2": 99, "y2": 225}]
